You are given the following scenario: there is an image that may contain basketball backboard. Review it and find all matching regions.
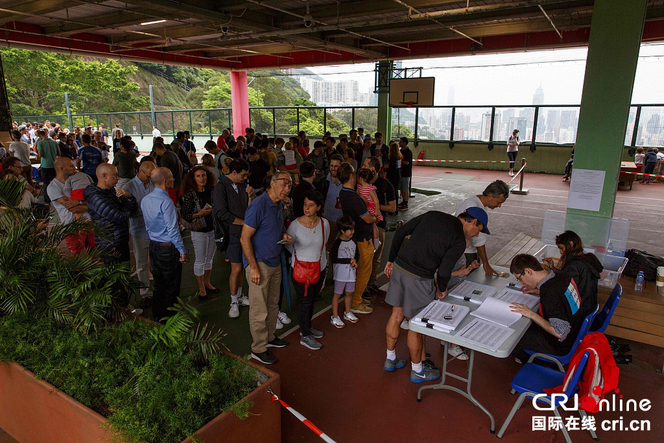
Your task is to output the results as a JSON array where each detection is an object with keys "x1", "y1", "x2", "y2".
[{"x1": 389, "y1": 77, "x2": 435, "y2": 107}]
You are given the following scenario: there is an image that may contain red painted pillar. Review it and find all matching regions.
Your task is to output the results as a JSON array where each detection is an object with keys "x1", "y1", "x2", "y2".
[{"x1": 230, "y1": 71, "x2": 250, "y2": 139}]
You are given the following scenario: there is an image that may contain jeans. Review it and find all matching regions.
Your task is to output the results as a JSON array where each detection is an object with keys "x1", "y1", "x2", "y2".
[
  {"x1": 149, "y1": 241, "x2": 183, "y2": 322},
  {"x1": 190, "y1": 230, "x2": 216, "y2": 276},
  {"x1": 39, "y1": 168, "x2": 56, "y2": 203},
  {"x1": 132, "y1": 237, "x2": 152, "y2": 299},
  {"x1": 507, "y1": 151, "x2": 518, "y2": 170},
  {"x1": 293, "y1": 268, "x2": 327, "y2": 337}
]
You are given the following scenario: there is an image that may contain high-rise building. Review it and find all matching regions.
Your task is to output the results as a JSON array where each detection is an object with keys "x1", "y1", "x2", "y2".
[
  {"x1": 298, "y1": 77, "x2": 368, "y2": 106},
  {"x1": 532, "y1": 85, "x2": 544, "y2": 105}
]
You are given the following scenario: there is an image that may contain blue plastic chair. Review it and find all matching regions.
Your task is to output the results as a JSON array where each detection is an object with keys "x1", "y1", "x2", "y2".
[
  {"x1": 525, "y1": 305, "x2": 598, "y2": 372},
  {"x1": 498, "y1": 352, "x2": 598, "y2": 443},
  {"x1": 590, "y1": 284, "x2": 621, "y2": 334}
]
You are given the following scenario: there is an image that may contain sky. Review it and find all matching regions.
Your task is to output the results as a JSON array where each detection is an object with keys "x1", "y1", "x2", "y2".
[{"x1": 306, "y1": 43, "x2": 664, "y2": 106}]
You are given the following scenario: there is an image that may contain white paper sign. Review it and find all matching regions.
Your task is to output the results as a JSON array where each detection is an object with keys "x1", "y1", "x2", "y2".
[{"x1": 567, "y1": 169, "x2": 605, "y2": 212}]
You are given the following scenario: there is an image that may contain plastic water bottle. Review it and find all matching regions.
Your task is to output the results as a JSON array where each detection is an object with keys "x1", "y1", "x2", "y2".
[
  {"x1": 607, "y1": 241, "x2": 614, "y2": 256},
  {"x1": 635, "y1": 271, "x2": 644, "y2": 292}
]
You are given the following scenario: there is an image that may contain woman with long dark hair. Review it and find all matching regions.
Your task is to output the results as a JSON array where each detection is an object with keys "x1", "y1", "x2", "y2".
[{"x1": 180, "y1": 165, "x2": 218, "y2": 300}]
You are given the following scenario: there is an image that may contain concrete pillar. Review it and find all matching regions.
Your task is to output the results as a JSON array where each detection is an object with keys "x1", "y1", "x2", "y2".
[
  {"x1": 566, "y1": 0, "x2": 646, "y2": 253},
  {"x1": 0, "y1": 52, "x2": 13, "y2": 146},
  {"x1": 230, "y1": 71, "x2": 250, "y2": 139},
  {"x1": 376, "y1": 60, "x2": 393, "y2": 141}
]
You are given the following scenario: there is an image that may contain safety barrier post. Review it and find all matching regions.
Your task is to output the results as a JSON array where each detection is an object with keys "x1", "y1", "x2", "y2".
[{"x1": 510, "y1": 157, "x2": 529, "y2": 195}]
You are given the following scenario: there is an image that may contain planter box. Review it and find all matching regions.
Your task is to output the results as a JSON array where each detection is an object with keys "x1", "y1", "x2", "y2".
[{"x1": 0, "y1": 358, "x2": 280, "y2": 443}]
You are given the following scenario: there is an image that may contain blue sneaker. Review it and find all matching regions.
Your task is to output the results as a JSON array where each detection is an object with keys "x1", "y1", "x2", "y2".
[
  {"x1": 410, "y1": 366, "x2": 441, "y2": 383},
  {"x1": 383, "y1": 357, "x2": 407, "y2": 371}
]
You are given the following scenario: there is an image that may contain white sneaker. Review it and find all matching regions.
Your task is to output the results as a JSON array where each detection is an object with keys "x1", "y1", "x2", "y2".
[
  {"x1": 238, "y1": 294, "x2": 250, "y2": 306},
  {"x1": 228, "y1": 302, "x2": 239, "y2": 319},
  {"x1": 400, "y1": 318, "x2": 410, "y2": 330},
  {"x1": 447, "y1": 344, "x2": 469, "y2": 361},
  {"x1": 330, "y1": 316, "x2": 346, "y2": 328},
  {"x1": 276, "y1": 318, "x2": 284, "y2": 330},
  {"x1": 343, "y1": 311, "x2": 359, "y2": 324},
  {"x1": 125, "y1": 304, "x2": 143, "y2": 316},
  {"x1": 278, "y1": 311, "x2": 292, "y2": 325}
]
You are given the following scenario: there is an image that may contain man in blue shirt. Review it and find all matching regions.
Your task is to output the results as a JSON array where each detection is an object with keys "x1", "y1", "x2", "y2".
[
  {"x1": 141, "y1": 167, "x2": 189, "y2": 322},
  {"x1": 123, "y1": 159, "x2": 156, "y2": 308},
  {"x1": 76, "y1": 133, "x2": 102, "y2": 183},
  {"x1": 241, "y1": 171, "x2": 293, "y2": 365}
]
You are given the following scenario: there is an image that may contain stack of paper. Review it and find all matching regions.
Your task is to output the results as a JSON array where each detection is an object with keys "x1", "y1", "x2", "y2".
[
  {"x1": 470, "y1": 297, "x2": 522, "y2": 327},
  {"x1": 454, "y1": 318, "x2": 516, "y2": 353},
  {"x1": 448, "y1": 281, "x2": 499, "y2": 305},
  {"x1": 411, "y1": 300, "x2": 470, "y2": 333},
  {"x1": 494, "y1": 288, "x2": 540, "y2": 310}
]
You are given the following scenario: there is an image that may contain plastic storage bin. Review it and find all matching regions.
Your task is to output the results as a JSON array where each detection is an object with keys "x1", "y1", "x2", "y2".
[{"x1": 598, "y1": 255, "x2": 629, "y2": 288}]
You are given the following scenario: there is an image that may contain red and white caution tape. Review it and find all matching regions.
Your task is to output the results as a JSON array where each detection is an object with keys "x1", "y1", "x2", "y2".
[
  {"x1": 268, "y1": 389, "x2": 337, "y2": 443},
  {"x1": 414, "y1": 159, "x2": 513, "y2": 164},
  {"x1": 620, "y1": 171, "x2": 664, "y2": 179},
  {"x1": 507, "y1": 161, "x2": 528, "y2": 185}
]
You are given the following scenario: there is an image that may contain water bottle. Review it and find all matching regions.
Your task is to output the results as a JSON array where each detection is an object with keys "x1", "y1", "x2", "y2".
[
  {"x1": 635, "y1": 271, "x2": 644, "y2": 292},
  {"x1": 607, "y1": 241, "x2": 614, "y2": 256}
]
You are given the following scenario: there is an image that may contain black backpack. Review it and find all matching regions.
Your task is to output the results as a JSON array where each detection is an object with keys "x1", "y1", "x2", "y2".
[{"x1": 624, "y1": 249, "x2": 664, "y2": 281}]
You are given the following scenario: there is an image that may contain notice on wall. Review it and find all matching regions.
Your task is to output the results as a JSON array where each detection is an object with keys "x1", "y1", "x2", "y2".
[{"x1": 567, "y1": 169, "x2": 605, "y2": 212}]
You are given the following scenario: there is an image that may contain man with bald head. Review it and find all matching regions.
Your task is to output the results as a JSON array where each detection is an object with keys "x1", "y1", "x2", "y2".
[
  {"x1": 123, "y1": 159, "x2": 157, "y2": 307},
  {"x1": 141, "y1": 167, "x2": 188, "y2": 322},
  {"x1": 47, "y1": 157, "x2": 94, "y2": 254}
]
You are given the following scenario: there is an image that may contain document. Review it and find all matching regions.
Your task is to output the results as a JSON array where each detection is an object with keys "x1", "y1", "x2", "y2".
[
  {"x1": 455, "y1": 318, "x2": 515, "y2": 353},
  {"x1": 448, "y1": 281, "x2": 498, "y2": 305},
  {"x1": 470, "y1": 296, "x2": 522, "y2": 327},
  {"x1": 412, "y1": 300, "x2": 470, "y2": 332},
  {"x1": 567, "y1": 168, "x2": 605, "y2": 212},
  {"x1": 494, "y1": 288, "x2": 540, "y2": 310}
]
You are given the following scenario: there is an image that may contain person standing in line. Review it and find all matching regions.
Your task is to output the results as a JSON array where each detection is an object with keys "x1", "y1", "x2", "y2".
[
  {"x1": 383, "y1": 208, "x2": 488, "y2": 381},
  {"x1": 507, "y1": 129, "x2": 520, "y2": 177},
  {"x1": 329, "y1": 215, "x2": 360, "y2": 329},
  {"x1": 338, "y1": 163, "x2": 377, "y2": 315},
  {"x1": 385, "y1": 141, "x2": 402, "y2": 201},
  {"x1": 122, "y1": 159, "x2": 156, "y2": 309},
  {"x1": 9, "y1": 129, "x2": 33, "y2": 184},
  {"x1": 398, "y1": 137, "x2": 413, "y2": 211},
  {"x1": 180, "y1": 166, "x2": 218, "y2": 300},
  {"x1": 213, "y1": 158, "x2": 252, "y2": 319},
  {"x1": 286, "y1": 190, "x2": 330, "y2": 350},
  {"x1": 320, "y1": 154, "x2": 344, "y2": 252},
  {"x1": 76, "y1": 134, "x2": 102, "y2": 184},
  {"x1": 36, "y1": 129, "x2": 60, "y2": 202},
  {"x1": 113, "y1": 138, "x2": 138, "y2": 189},
  {"x1": 141, "y1": 167, "x2": 188, "y2": 322},
  {"x1": 371, "y1": 132, "x2": 389, "y2": 167},
  {"x1": 241, "y1": 172, "x2": 293, "y2": 365},
  {"x1": 291, "y1": 161, "x2": 316, "y2": 218},
  {"x1": 171, "y1": 131, "x2": 192, "y2": 172},
  {"x1": 152, "y1": 142, "x2": 183, "y2": 206},
  {"x1": 152, "y1": 126, "x2": 161, "y2": 144}
]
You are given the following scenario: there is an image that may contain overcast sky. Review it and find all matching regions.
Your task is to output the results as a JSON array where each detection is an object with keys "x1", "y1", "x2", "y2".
[{"x1": 307, "y1": 43, "x2": 664, "y2": 106}]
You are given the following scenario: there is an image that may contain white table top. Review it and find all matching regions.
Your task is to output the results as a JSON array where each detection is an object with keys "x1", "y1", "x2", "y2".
[{"x1": 409, "y1": 266, "x2": 534, "y2": 358}]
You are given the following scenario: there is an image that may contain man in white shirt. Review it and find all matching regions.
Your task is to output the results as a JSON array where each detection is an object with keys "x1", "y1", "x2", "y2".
[
  {"x1": 152, "y1": 126, "x2": 161, "y2": 141},
  {"x1": 9, "y1": 129, "x2": 32, "y2": 183}
]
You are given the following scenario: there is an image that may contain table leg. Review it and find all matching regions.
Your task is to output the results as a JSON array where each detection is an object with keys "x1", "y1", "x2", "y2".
[{"x1": 416, "y1": 346, "x2": 496, "y2": 433}]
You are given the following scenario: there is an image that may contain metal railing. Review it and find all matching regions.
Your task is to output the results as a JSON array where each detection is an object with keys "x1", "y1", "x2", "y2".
[{"x1": 14, "y1": 103, "x2": 664, "y2": 148}]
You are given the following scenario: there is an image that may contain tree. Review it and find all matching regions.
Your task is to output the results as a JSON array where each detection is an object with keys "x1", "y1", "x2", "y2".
[{"x1": 392, "y1": 123, "x2": 413, "y2": 138}]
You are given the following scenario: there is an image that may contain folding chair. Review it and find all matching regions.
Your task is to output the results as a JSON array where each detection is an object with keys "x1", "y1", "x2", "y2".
[
  {"x1": 498, "y1": 352, "x2": 598, "y2": 443},
  {"x1": 525, "y1": 305, "x2": 598, "y2": 372},
  {"x1": 590, "y1": 284, "x2": 621, "y2": 334}
]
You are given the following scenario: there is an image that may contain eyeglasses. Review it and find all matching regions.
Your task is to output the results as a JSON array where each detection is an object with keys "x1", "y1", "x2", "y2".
[{"x1": 514, "y1": 273, "x2": 524, "y2": 282}]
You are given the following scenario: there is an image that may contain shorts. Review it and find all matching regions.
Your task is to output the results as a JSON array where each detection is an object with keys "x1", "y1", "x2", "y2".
[
  {"x1": 226, "y1": 233, "x2": 243, "y2": 264},
  {"x1": 399, "y1": 176, "x2": 411, "y2": 191},
  {"x1": 334, "y1": 280, "x2": 355, "y2": 294},
  {"x1": 385, "y1": 265, "x2": 436, "y2": 319}
]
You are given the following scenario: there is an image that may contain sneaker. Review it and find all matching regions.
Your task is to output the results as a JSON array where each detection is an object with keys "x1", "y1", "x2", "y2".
[
  {"x1": 277, "y1": 311, "x2": 291, "y2": 325},
  {"x1": 300, "y1": 335, "x2": 322, "y2": 350},
  {"x1": 310, "y1": 328, "x2": 323, "y2": 339},
  {"x1": 125, "y1": 304, "x2": 143, "y2": 316},
  {"x1": 251, "y1": 351, "x2": 277, "y2": 365},
  {"x1": 383, "y1": 357, "x2": 407, "y2": 372},
  {"x1": 423, "y1": 359, "x2": 438, "y2": 371},
  {"x1": 238, "y1": 294, "x2": 250, "y2": 306},
  {"x1": 267, "y1": 337, "x2": 288, "y2": 348},
  {"x1": 343, "y1": 311, "x2": 359, "y2": 323},
  {"x1": 351, "y1": 304, "x2": 373, "y2": 314},
  {"x1": 331, "y1": 316, "x2": 346, "y2": 328},
  {"x1": 228, "y1": 302, "x2": 240, "y2": 319},
  {"x1": 447, "y1": 344, "x2": 469, "y2": 361},
  {"x1": 410, "y1": 366, "x2": 441, "y2": 383},
  {"x1": 398, "y1": 203, "x2": 409, "y2": 210},
  {"x1": 276, "y1": 319, "x2": 284, "y2": 330},
  {"x1": 400, "y1": 318, "x2": 410, "y2": 330}
]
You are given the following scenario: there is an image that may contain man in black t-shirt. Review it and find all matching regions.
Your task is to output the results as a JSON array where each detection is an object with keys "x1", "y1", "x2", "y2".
[
  {"x1": 247, "y1": 147, "x2": 271, "y2": 190},
  {"x1": 291, "y1": 161, "x2": 315, "y2": 218},
  {"x1": 363, "y1": 156, "x2": 396, "y2": 293},
  {"x1": 338, "y1": 163, "x2": 377, "y2": 315},
  {"x1": 398, "y1": 137, "x2": 413, "y2": 210}
]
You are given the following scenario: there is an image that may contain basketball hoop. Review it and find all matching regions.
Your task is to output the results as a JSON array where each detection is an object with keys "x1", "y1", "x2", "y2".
[{"x1": 399, "y1": 102, "x2": 415, "y2": 108}]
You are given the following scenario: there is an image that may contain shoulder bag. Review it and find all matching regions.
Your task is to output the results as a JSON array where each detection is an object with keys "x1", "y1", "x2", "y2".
[{"x1": 292, "y1": 219, "x2": 325, "y2": 296}]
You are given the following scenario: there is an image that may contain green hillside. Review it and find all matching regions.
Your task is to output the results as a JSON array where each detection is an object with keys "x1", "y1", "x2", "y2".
[{"x1": 125, "y1": 63, "x2": 190, "y2": 111}]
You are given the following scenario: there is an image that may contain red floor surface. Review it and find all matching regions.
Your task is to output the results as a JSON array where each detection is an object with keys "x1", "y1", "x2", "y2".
[{"x1": 270, "y1": 294, "x2": 664, "y2": 443}]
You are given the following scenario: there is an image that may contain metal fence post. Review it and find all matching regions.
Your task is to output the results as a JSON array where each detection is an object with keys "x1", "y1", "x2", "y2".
[
  {"x1": 138, "y1": 113, "x2": 143, "y2": 139},
  {"x1": 189, "y1": 111, "x2": 193, "y2": 139},
  {"x1": 297, "y1": 108, "x2": 300, "y2": 134},
  {"x1": 272, "y1": 108, "x2": 276, "y2": 136},
  {"x1": 352, "y1": 107, "x2": 355, "y2": 130},
  {"x1": 208, "y1": 110, "x2": 213, "y2": 139},
  {"x1": 323, "y1": 107, "x2": 327, "y2": 135},
  {"x1": 511, "y1": 158, "x2": 529, "y2": 195},
  {"x1": 171, "y1": 111, "x2": 175, "y2": 138},
  {"x1": 631, "y1": 106, "x2": 641, "y2": 147}
]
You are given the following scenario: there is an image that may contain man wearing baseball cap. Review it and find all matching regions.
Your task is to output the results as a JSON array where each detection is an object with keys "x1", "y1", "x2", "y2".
[{"x1": 382, "y1": 207, "x2": 489, "y2": 383}]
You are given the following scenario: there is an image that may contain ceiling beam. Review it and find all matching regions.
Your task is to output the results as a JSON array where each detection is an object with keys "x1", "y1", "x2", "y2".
[{"x1": 41, "y1": 11, "x2": 149, "y2": 36}]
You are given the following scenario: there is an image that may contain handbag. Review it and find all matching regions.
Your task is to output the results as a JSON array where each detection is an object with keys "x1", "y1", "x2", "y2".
[
  {"x1": 188, "y1": 193, "x2": 207, "y2": 231},
  {"x1": 292, "y1": 219, "x2": 325, "y2": 296}
]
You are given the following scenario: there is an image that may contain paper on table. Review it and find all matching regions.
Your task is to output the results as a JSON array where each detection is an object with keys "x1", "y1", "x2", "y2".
[
  {"x1": 567, "y1": 168, "x2": 605, "y2": 212},
  {"x1": 471, "y1": 296, "x2": 522, "y2": 327},
  {"x1": 412, "y1": 300, "x2": 470, "y2": 332},
  {"x1": 455, "y1": 318, "x2": 515, "y2": 353},
  {"x1": 448, "y1": 280, "x2": 499, "y2": 305},
  {"x1": 494, "y1": 288, "x2": 540, "y2": 310}
]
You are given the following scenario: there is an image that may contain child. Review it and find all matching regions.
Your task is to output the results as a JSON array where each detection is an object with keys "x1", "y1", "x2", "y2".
[
  {"x1": 356, "y1": 167, "x2": 382, "y2": 250},
  {"x1": 640, "y1": 148, "x2": 658, "y2": 184},
  {"x1": 330, "y1": 216, "x2": 360, "y2": 328},
  {"x1": 634, "y1": 146, "x2": 645, "y2": 174},
  {"x1": 281, "y1": 141, "x2": 301, "y2": 183}
]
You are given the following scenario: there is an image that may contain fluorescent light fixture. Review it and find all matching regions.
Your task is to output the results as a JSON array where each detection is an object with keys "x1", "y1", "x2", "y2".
[{"x1": 140, "y1": 19, "x2": 166, "y2": 26}]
